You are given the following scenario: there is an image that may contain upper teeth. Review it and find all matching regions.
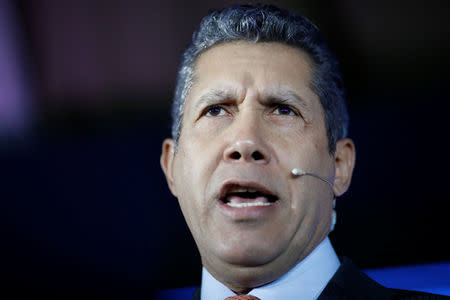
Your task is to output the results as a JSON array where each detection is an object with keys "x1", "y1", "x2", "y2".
[
  {"x1": 229, "y1": 187, "x2": 259, "y2": 193},
  {"x1": 226, "y1": 202, "x2": 272, "y2": 207}
]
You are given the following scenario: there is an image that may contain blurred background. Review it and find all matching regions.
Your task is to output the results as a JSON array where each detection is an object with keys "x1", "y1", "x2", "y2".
[{"x1": 1, "y1": 0, "x2": 449, "y2": 298}]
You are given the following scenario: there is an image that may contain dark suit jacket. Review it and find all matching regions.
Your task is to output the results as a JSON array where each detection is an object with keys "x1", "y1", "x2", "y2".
[{"x1": 191, "y1": 258, "x2": 448, "y2": 299}]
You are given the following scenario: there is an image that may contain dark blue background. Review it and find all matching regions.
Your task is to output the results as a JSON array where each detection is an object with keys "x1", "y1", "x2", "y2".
[{"x1": 1, "y1": 0, "x2": 449, "y2": 298}]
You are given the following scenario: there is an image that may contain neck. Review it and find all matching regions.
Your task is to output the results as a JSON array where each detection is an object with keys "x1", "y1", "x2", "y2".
[{"x1": 201, "y1": 235, "x2": 326, "y2": 293}]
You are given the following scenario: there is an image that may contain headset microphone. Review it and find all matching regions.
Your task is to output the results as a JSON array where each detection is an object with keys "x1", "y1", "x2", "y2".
[
  {"x1": 291, "y1": 168, "x2": 334, "y2": 189},
  {"x1": 291, "y1": 168, "x2": 337, "y2": 231}
]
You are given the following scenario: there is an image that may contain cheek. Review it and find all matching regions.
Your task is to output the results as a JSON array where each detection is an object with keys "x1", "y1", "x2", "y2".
[
  {"x1": 172, "y1": 136, "x2": 218, "y2": 218},
  {"x1": 274, "y1": 128, "x2": 312, "y2": 169},
  {"x1": 281, "y1": 127, "x2": 330, "y2": 170},
  {"x1": 173, "y1": 157, "x2": 205, "y2": 241},
  {"x1": 182, "y1": 123, "x2": 225, "y2": 179},
  {"x1": 288, "y1": 188, "x2": 331, "y2": 245},
  {"x1": 196, "y1": 116, "x2": 232, "y2": 136}
]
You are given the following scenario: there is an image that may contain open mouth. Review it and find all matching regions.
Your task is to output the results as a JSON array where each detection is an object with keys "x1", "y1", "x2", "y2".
[{"x1": 219, "y1": 183, "x2": 279, "y2": 208}]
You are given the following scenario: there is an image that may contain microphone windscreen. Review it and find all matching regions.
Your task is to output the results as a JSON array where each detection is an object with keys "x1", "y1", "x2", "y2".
[{"x1": 291, "y1": 168, "x2": 306, "y2": 176}]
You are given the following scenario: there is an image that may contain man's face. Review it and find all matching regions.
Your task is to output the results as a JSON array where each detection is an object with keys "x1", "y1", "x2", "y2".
[{"x1": 161, "y1": 42, "x2": 354, "y2": 290}]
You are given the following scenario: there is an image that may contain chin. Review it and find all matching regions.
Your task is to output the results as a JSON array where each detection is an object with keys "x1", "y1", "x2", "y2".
[{"x1": 217, "y1": 241, "x2": 283, "y2": 267}]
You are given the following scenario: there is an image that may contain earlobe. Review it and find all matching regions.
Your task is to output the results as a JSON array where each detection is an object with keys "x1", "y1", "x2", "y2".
[
  {"x1": 160, "y1": 138, "x2": 178, "y2": 196},
  {"x1": 333, "y1": 138, "x2": 356, "y2": 197}
]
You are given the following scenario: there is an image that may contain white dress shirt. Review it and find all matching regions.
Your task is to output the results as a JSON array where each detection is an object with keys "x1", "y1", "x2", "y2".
[{"x1": 200, "y1": 237, "x2": 340, "y2": 300}]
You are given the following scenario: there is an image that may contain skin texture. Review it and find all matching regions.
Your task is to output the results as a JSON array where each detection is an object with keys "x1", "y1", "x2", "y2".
[{"x1": 161, "y1": 42, "x2": 355, "y2": 293}]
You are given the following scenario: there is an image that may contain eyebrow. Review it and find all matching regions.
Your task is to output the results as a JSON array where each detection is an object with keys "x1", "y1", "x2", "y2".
[
  {"x1": 193, "y1": 87, "x2": 310, "y2": 111},
  {"x1": 263, "y1": 88, "x2": 311, "y2": 111},
  {"x1": 194, "y1": 89, "x2": 238, "y2": 111}
]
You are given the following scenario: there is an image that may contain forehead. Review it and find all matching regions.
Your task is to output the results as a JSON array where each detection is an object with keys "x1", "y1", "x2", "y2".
[{"x1": 187, "y1": 41, "x2": 317, "y2": 104}]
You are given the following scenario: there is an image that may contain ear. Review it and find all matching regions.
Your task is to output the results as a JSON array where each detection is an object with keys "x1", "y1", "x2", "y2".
[
  {"x1": 160, "y1": 138, "x2": 178, "y2": 196},
  {"x1": 333, "y1": 138, "x2": 356, "y2": 197}
]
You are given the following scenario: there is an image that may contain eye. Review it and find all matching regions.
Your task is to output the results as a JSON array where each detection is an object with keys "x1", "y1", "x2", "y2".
[
  {"x1": 204, "y1": 105, "x2": 227, "y2": 117},
  {"x1": 273, "y1": 104, "x2": 297, "y2": 116}
]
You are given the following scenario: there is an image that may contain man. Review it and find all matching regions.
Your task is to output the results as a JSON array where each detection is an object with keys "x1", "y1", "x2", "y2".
[{"x1": 160, "y1": 4, "x2": 445, "y2": 299}]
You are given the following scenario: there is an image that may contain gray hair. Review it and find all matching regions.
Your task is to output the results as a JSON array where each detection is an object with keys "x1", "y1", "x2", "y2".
[{"x1": 171, "y1": 4, "x2": 349, "y2": 154}]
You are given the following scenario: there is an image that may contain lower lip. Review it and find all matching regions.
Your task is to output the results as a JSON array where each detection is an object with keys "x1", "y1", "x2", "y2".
[{"x1": 217, "y1": 200, "x2": 278, "y2": 219}]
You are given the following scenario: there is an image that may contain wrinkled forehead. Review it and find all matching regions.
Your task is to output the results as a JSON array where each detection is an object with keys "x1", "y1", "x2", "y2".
[{"x1": 186, "y1": 41, "x2": 318, "y2": 104}]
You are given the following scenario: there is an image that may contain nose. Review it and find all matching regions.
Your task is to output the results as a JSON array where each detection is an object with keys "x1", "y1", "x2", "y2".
[
  {"x1": 223, "y1": 139, "x2": 270, "y2": 164},
  {"x1": 222, "y1": 100, "x2": 271, "y2": 164}
]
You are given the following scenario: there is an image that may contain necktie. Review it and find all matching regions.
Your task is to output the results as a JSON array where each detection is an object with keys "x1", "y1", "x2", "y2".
[{"x1": 225, "y1": 295, "x2": 261, "y2": 300}]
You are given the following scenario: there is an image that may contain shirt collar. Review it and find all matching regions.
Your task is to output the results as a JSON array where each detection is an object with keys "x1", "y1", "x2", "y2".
[{"x1": 200, "y1": 237, "x2": 340, "y2": 300}]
